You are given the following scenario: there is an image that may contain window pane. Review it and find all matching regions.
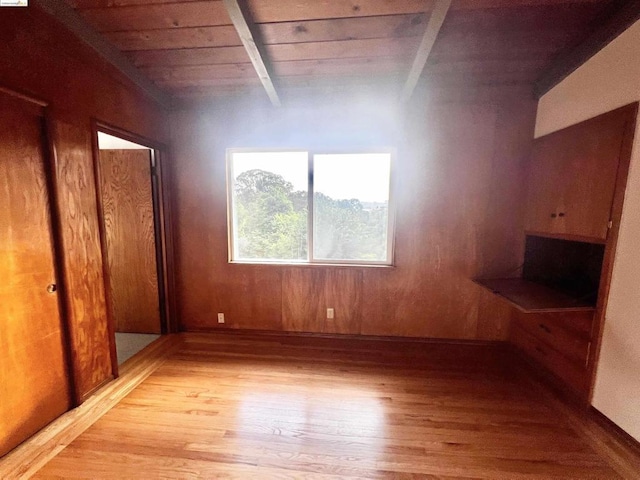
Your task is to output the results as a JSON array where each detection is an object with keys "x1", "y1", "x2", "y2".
[
  {"x1": 313, "y1": 153, "x2": 391, "y2": 262},
  {"x1": 230, "y1": 151, "x2": 308, "y2": 261}
]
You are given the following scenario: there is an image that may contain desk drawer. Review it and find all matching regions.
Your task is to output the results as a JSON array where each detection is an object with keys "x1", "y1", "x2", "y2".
[
  {"x1": 512, "y1": 310, "x2": 593, "y2": 366},
  {"x1": 511, "y1": 325, "x2": 590, "y2": 396}
]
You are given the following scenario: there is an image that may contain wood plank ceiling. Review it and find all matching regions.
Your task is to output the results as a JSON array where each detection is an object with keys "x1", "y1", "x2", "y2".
[{"x1": 65, "y1": 0, "x2": 617, "y2": 101}]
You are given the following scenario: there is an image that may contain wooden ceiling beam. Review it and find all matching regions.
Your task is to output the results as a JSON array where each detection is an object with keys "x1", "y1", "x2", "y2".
[
  {"x1": 34, "y1": 0, "x2": 171, "y2": 107},
  {"x1": 222, "y1": 0, "x2": 280, "y2": 106},
  {"x1": 535, "y1": 0, "x2": 640, "y2": 97},
  {"x1": 401, "y1": 0, "x2": 452, "y2": 103}
]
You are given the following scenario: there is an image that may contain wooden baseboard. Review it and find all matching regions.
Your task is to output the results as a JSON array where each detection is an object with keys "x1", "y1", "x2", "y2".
[
  {"x1": 78, "y1": 375, "x2": 114, "y2": 404},
  {"x1": 182, "y1": 326, "x2": 506, "y2": 347},
  {"x1": 590, "y1": 407, "x2": 640, "y2": 456},
  {"x1": 0, "y1": 334, "x2": 183, "y2": 479},
  {"x1": 515, "y1": 352, "x2": 640, "y2": 478}
]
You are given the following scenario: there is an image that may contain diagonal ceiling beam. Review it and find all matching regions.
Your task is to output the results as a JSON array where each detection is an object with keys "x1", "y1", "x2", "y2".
[
  {"x1": 223, "y1": 0, "x2": 281, "y2": 107},
  {"x1": 400, "y1": 0, "x2": 452, "y2": 103},
  {"x1": 34, "y1": 0, "x2": 171, "y2": 107}
]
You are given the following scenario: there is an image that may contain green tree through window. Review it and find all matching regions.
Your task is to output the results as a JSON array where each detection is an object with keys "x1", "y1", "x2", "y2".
[{"x1": 229, "y1": 151, "x2": 393, "y2": 264}]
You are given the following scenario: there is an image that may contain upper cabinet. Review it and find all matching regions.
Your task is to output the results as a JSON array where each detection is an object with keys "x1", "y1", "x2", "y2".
[{"x1": 525, "y1": 108, "x2": 632, "y2": 242}]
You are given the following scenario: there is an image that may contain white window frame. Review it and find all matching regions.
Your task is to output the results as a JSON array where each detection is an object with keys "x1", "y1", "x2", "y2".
[{"x1": 226, "y1": 148, "x2": 396, "y2": 266}]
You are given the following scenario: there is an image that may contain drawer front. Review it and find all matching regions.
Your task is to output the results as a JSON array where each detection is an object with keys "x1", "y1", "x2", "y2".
[
  {"x1": 512, "y1": 310, "x2": 593, "y2": 366},
  {"x1": 511, "y1": 326, "x2": 589, "y2": 396}
]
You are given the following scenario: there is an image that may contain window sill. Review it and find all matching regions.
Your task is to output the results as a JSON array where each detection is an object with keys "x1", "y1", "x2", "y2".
[{"x1": 228, "y1": 261, "x2": 395, "y2": 268}]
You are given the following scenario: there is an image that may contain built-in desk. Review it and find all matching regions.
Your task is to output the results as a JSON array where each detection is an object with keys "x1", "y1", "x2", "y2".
[{"x1": 474, "y1": 277, "x2": 595, "y2": 313}]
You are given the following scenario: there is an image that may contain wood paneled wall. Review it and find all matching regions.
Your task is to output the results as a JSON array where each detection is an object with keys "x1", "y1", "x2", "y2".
[
  {"x1": 0, "y1": 6, "x2": 168, "y2": 401},
  {"x1": 170, "y1": 86, "x2": 537, "y2": 340}
]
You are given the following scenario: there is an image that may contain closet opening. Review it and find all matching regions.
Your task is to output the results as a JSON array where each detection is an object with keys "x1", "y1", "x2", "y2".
[{"x1": 93, "y1": 124, "x2": 174, "y2": 374}]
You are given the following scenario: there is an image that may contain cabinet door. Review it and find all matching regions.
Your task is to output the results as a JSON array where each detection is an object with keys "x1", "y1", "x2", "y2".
[
  {"x1": 525, "y1": 138, "x2": 566, "y2": 235},
  {"x1": 558, "y1": 111, "x2": 627, "y2": 240},
  {"x1": 525, "y1": 107, "x2": 631, "y2": 241}
]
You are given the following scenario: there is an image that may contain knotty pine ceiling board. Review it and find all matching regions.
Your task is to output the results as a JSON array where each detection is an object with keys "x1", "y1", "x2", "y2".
[
  {"x1": 64, "y1": 0, "x2": 617, "y2": 98},
  {"x1": 129, "y1": 37, "x2": 416, "y2": 68}
]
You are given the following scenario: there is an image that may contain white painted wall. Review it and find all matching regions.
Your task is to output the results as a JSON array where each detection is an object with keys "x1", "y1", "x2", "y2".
[
  {"x1": 535, "y1": 20, "x2": 640, "y2": 441},
  {"x1": 98, "y1": 131, "x2": 150, "y2": 150}
]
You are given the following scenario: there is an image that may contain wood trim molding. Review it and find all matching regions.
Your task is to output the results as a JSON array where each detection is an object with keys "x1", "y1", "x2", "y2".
[
  {"x1": 89, "y1": 120, "x2": 119, "y2": 382},
  {"x1": 590, "y1": 407, "x2": 640, "y2": 459},
  {"x1": 33, "y1": 0, "x2": 171, "y2": 107},
  {"x1": 223, "y1": 0, "x2": 281, "y2": 106},
  {"x1": 90, "y1": 120, "x2": 178, "y2": 380},
  {"x1": 183, "y1": 326, "x2": 505, "y2": 347},
  {"x1": 0, "y1": 85, "x2": 48, "y2": 108},
  {"x1": 400, "y1": 0, "x2": 452, "y2": 103},
  {"x1": 94, "y1": 121, "x2": 168, "y2": 152},
  {"x1": 513, "y1": 346, "x2": 640, "y2": 478},
  {"x1": 587, "y1": 102, "x2": 639, "y2": 402},
  {"x1": 0, "y1": 335, "x2": 183, "y2": 479},
  {"x1": 44, "y1": 108, "x2": 79, "y2": 409},
  {"x1": 534, "y1": 0, "x2": 640, "y2": 98}
]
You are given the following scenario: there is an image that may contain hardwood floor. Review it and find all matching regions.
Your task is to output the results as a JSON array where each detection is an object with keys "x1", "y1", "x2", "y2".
[{"x1": 21, "y1": 333, "x2": 638, "y2": 478}]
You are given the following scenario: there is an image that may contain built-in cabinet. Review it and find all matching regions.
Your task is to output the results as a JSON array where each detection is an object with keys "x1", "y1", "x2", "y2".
[
  {"x1": 478, "y1": 103, "x2": 638, "y2": 402},
  {"x1": 525, "y1": 107, "x2": 629, "y2": 242}
]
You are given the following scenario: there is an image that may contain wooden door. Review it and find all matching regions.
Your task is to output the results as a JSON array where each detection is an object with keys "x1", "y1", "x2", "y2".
[
  {"x1": 99, "y1": 149, "x2": 161, "y2": 334},
  {"x1": 0, "y1": 93, "x2": 71, "y2": 457}
]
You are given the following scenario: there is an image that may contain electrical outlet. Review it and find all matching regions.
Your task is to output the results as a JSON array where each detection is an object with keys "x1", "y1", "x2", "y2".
[
  {"x1": 217, "y1": 313, "x2": 225, "y2": 324},
  {"x1": 326, "y1": 308, "x2": 334, "y2": 319}
]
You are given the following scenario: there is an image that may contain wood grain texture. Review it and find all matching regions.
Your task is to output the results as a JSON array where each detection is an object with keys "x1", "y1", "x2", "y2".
[
  {"x1": 31, "y1": 332, "x2": 634, "y2": 479},
  {"x1": 69, "y1": 0, "x2": 613, "y2": 98},
  {"x1": 0, "y1": 93, "x2": 71, "y2": 457},
  {"x1": 281, "y1": 268, "x2": 363, "y2": 334},
  {"x1": 170, "y1": 88, "x2": 537, "y2": 340},
  {"x1": 511, "y1": 325, "x2": 590, "y2": 396},
  {"x1": 67, "y1": 0, "x2": 607, "y2": 10},
  {"x1": 503, "y1": 104, "x2": 638, "y2": 406},
  {"x1": 147, "y1": 57, "x2": 409, "y2": 88},
  {"x1": 129, "y1": 37, "x2": 416, "y2": 68},
  {"x1": 105, "y1": 14, "x2": 426, "y2": 51},
  {"x1": 587, "y1": 103, "x2": 638, "y2": 402},
  {"x1": 525, "y1": 106, "x2": 630, "y2": 241},
  {"x1": 99, "y1": 149, "x2": 161, "y2": 334},
  {"x1": 53, "y1": 120, "x2": 114, "y2": 401},
  {"x1": 0, "y1": 334, "x2": 182, "y2": 478},
  {"x1": 76, "y1": 1, "x2": 232, "y2": 32},
  {"x1": 475, "y1": 278, "x2": 596, "y2": 312},
  {"x1": 0, "y1": 6, "x2": 169, "y2": 401},
  {"x1": 223, "y1": 0, "x2": 281, "y2": 106},
  {"x1": 512, "y1": 309, "x2": 593, "y2": 365}
]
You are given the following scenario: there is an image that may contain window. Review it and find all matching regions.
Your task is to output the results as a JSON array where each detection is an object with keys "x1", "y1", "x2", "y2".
[{"x1": 227, "y1": 149, "x2": 394, "y2": 265}]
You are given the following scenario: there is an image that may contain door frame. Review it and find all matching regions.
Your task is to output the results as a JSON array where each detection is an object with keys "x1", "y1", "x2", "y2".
[{"x1": 90, "y1": 120, "x2": 177, "y2": 378}]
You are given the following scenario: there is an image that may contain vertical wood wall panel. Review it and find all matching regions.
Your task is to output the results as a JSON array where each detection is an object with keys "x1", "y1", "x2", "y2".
[
  {"x1": 282, "y1": 268, "x2": 326, "y2": 332},
  {"x1": 171, "y1": 87, "x2": 537, "y2": 340},
  {"x1": 0, "y1": 6, "x2": 168, "y2": 402},
  {"x1": 324, "y1": 269, "x2": 363, "y2": 335}
]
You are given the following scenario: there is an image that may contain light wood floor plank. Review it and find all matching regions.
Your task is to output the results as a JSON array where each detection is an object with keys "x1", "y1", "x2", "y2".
[{"x1": 3, "y1": 332, "x2": 638, "y2": 478}]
